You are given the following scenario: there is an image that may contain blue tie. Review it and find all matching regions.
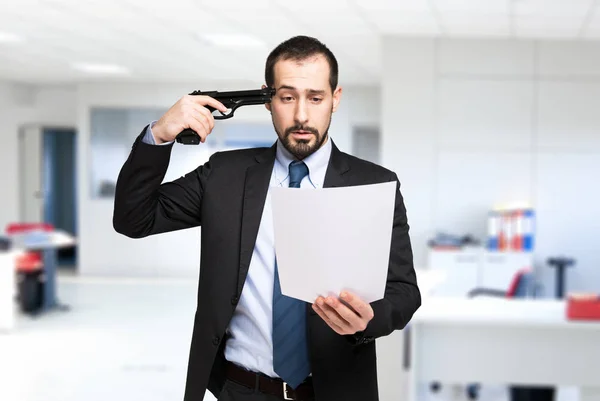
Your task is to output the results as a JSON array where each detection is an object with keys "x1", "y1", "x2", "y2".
[{"x1": 272, "y1": 160, "x2": 310, "y2": 389}]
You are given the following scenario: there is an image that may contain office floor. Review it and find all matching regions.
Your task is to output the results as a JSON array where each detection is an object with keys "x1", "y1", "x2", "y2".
[{"x1": 0, "y1": 275, "x2": 580, "y2": 401}]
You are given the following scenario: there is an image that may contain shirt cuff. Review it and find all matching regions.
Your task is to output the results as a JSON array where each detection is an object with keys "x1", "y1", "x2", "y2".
[{"x1": 142, "y1": 120, "x2": 173, "y2": 146}]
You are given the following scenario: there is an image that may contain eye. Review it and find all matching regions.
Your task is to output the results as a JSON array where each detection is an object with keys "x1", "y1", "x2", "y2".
[
  {"x1": 312, "y1": 97, "x2": 323, "y2": 103},
  {"x1": 281, "y1": 96, "x2": 294, "y2": 102}
]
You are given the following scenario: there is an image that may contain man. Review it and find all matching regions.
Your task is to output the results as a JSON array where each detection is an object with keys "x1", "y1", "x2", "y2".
[{"x1": 113, "y1": 35, "x2": 421, "y2": 401}]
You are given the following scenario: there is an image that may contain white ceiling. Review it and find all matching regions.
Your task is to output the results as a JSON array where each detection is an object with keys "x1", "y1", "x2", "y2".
[{"x1": 0, "y1": 0, "x2": 600, "y2": 86}]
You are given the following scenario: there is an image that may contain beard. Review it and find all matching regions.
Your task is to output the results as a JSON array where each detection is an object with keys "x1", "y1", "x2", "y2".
[{"x1": 273, "y1": 113, "x2": 332, "y2": 160}]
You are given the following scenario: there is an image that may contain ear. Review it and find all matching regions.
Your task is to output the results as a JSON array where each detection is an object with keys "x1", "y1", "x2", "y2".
[
  {"x1": 332, "y1": 86, "x2": 342, "y2": 113},
  {"x1": 262, "y1": 84, "x2": 272, "y2": 112}
]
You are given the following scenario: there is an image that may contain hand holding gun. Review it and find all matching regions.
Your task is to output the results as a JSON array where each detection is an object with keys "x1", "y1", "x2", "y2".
[
  {"x1": 177, "y1": 87, "x2": 275, "y2": 145},
  {"x1": 150, "y1": 87, "x2": 276, "y2": 146}
]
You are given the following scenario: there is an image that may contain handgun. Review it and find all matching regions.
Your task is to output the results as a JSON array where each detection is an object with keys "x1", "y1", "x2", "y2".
[{"x1": 175, "y1": 87, "x2": 276, "y2": 145}]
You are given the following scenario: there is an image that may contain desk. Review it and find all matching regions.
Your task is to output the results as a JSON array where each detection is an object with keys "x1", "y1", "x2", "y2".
[
  {"x1": 409, "y1": 297, "x2": 600, "y2": 401},
  {"x1": 7, "y1": 230, "x2": 76, "y2": 314},
  {"x1": 0, "y1": 251, "x2": 22, "y2": 331},
  {"x1": 415, "y1": 268, "x2": 447, "y2": 297},
  {"x1": 375, "y1": 269, "x2": 446, "y2": 401},
  {"x1": 428, "y1": 249, "x2": 533, "y2": 297}
]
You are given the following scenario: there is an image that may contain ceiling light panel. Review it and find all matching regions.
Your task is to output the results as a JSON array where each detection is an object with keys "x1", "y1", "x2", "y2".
[
  {"x1": 275, "y1": 0, "x2": 374, "y2": 35},
  {"x1": 433, "y1": 0, "x2": 509, "y2": 14},
  {"x1": 353, "y1": 0, "x2": 431, "y2": 12},
  {"x1": 514, "y1": 0, "x2": 594, "y2": 18},
  {"x1": 515, "y1": 16, "x2": 583, "y2": 38},
  {"x1": 72, "y1": 62, "x2": 130, "y2": 75},
  {"x1": 0, "y1": 31, "x2": 25, "y2": 43},
  {"x1": 442, "y1": 13, "x2": 511, "y2": 37},
  {"x1": 360, "y1": 11, "x2": 440, "y2": 35}
]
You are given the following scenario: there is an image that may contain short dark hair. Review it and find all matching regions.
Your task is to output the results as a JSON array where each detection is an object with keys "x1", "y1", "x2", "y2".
[{"x1": 265, "y1": 35, "x2": 339, "y2": 93}]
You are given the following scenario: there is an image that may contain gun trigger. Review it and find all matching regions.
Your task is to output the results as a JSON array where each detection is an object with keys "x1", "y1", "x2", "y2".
[{"x1": 214, "y1": 112, "x2": 234, "y2": 120}]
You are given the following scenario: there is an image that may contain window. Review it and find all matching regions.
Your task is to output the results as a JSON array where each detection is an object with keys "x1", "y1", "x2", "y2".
[{"x1": 89, "y1": 107, "x2": 276, "y2": 198}]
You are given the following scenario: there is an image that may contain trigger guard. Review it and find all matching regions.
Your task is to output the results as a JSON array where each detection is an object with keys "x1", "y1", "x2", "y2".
[{"x1": 214, "y1": 103, "x2": 240, "y2": 120}]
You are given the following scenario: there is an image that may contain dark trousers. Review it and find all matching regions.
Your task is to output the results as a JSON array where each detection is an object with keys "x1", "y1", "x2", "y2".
[{"x1": 217, "y1": 379, "x2": 284, "y2": 401}]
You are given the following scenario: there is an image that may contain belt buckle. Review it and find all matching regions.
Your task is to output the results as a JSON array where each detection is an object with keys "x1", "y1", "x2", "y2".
[{"x1": 283, "y1": 382, "x2": 293, "y2": 400}]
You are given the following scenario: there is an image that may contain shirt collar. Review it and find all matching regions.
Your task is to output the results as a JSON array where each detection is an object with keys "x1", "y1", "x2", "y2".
[{"x1": 274, "y1": 136, "x2": 332, "y2": 188}]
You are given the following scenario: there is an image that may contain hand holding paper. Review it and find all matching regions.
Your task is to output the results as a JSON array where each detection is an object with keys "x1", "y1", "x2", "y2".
[{"x1": 312, "y1": 291, "x2": 374, "y2": 335}]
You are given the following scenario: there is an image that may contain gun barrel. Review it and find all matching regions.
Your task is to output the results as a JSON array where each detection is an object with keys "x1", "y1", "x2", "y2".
[{"x1": 190, "y1": 87, "x2": 275, "y2": 99}]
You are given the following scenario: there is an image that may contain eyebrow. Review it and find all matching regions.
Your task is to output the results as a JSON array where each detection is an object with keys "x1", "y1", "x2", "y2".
[{"x1": 277, "y1": 85, "x2": 326, "y2": 95}]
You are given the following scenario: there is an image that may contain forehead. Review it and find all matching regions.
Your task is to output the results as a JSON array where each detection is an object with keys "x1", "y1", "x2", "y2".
[{"x1": 273, "y1": 55, "x2": 330, "y2": 90}]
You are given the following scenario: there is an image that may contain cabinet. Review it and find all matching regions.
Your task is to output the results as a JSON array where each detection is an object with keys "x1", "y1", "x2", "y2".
[
  {"x1": 427, "y1": 248, "x2": 533, "y2": 297},
  {"x1": 0, "y1": 251, "x2": 19, "y2": 331}
]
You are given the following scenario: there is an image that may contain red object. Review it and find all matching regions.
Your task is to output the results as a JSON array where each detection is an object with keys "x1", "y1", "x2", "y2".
[
  {"x1": 506, "y1": 267, "x2": 531, "y2": 297},
  {"x1": 566, "y1": 295, "x2": 600, "y2": 321},
  {"x1": 5, "y1": 223, "x2": 54, "y2": 273},
  {"x1": 498, "y1": 231, "x2": 507, "y2": 251},
  {"x1": 511, "y1": 210, "x2": 524, "y2": 251},
  {"x1": 15, "y1": 253, "x2": 43, "y2": 272},
  {"x1": 6, "y1": 223, "x2": 54, "y2": 234}
]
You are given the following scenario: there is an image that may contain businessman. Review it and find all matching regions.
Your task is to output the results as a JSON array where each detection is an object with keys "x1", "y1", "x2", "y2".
[{"x1": 113, "y1": 35, "x2": 421, "y2": 401}]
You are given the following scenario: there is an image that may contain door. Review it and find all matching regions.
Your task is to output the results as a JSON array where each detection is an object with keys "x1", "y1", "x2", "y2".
[
  {"x1": 43, "y1": 128, "x2": 78, "y2": 267},
  {"x1": 352, "y1": 126, "x2": 380, "y2": 164},
  {"x1": 18, "y1": 125, "x2": 78, "y2": 267},
  {"x1": 18, "y1": 125, "x2": 44, "y2": 223}
]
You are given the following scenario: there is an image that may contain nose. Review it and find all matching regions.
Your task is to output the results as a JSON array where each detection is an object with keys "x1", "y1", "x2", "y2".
[{"x1": 294, "y1": 98, "x2": 309, "y2": 125}]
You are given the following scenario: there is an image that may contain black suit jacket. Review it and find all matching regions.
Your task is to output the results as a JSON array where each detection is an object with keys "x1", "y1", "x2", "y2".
[{"x1": 113, "y1": 128, "x2": 421, "y2": 401}]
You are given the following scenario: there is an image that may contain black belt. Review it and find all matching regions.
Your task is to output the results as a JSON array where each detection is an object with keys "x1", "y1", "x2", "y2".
[{"x1": 225, "y1": 362, "x2": 315, "y2": 400}]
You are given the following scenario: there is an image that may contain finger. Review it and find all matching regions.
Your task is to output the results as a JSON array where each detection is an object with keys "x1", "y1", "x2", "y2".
[
  {"x1": 182, "y1": 103, "x2": 209, "y2": 134},
  {"x1": 190, "y1": 106, "x2": 214, "y2": 136},
  {"x1": 340, "y1": 292, "x2": 374, "y2": 321},
  {"x1": 192, "y1": 95, "x2": 228, "y2": 113},
  {"x1": 317, "y1": 298, "x2": 352, "y2": 331},
  {"x1": 325, "y1": 296, "x2": 365, "y2": 331},
  {"x1": 312, "y1": 303, "x2": 345, "y2": 334},
  {"x1": 186, "y1": 117, "x2": 208, "y2": 143},
  {"x1": 195, "y1": 105, "x2": 215, "y2": 132},
  {"x1": 188, "y1": 110, "x2": 210, "y2": 142}
]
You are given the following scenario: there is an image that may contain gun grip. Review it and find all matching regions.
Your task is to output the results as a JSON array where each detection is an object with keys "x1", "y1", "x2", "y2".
[
  {"x1": 174, "y1": 105, "x2": 235, "y2": 144},
  {"x1": 175, "y1": 128, "x2": 201, "y2": 145}
]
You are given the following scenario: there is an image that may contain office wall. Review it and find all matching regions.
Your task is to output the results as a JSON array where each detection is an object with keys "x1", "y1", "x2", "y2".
[
  {"x1": 0, "y1": 80, "x2": 377, "y2": 277},
  {"x1": 381, "y1": 37, "x2": 600, "y2": 295},
  {"x1": 75, "y1": 83, "x2": 378, "y2": 277},
  {"x1": 0, "y1": 82, "x2": 77, "y2": 230}
]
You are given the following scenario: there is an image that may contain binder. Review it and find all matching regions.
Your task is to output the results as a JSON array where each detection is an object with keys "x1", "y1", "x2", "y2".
[
  {"x1": 522, "y1": 209, "x2": 535, "y2": 251},
  {"x1": 511, "y1": 210, "x2": 524, "y2": 251},
  {"x1": 487, "y1": 211, "x2": 500, "y2": 251}
]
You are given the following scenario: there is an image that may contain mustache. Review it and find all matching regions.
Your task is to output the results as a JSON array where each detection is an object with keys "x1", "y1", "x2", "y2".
[{"x1": 284, "y1": 124, "x2": 319, "y2": 136}]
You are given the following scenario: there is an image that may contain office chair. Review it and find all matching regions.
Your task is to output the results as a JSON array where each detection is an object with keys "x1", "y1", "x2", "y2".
[
  {"x1": 5, "y1": 223, "x2": 54, "y2": 313},
  {"x1": 430, "y1": 268, "x2": 535, "y2": 400},
  {"x1": 469, "y1": 267, "x2": 534, "y2": 298},
  {"x1": 547, "y1": 256, "x2": 575, "y2": 299}
]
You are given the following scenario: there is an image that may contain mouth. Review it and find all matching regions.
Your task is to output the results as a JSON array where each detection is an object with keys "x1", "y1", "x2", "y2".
[{"x1": 291, "y1": 130, "x2": 315, "y2": 139}]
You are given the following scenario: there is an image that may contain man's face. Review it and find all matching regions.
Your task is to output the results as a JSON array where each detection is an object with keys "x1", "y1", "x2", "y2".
[{"x1": 266, "y1": 54, "x2": 342, "y2": 160}]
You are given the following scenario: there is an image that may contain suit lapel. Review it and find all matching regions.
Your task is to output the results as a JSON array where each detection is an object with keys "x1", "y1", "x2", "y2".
[
  {"x1": 323, "y1": 140, "x2": 351, "y2": 189},
  {"x1": 237, "y1": 144, "x2": 276, "y2": 296}
]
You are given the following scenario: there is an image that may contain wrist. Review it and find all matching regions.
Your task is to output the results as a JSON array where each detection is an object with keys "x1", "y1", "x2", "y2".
[{"x1": 151, "y1": 122, "x2": 168, "y2": 144}]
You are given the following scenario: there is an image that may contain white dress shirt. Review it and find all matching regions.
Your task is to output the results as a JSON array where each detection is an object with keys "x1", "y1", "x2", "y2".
[
  {"x1": 224, "y1": 137, "x2": 332, "y2": 377},
  {"x1": 142, "y1": 123, "x2": 332, "y2": 377}
]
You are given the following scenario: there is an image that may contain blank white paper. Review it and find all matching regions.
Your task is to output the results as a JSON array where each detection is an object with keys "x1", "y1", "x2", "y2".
[{"x1": 271, "y1": 181, "x2": 397, "y2": 304}]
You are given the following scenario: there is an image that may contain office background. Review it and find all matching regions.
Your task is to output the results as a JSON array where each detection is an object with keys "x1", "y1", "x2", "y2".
[
  {"x1": 1, "y1": 43, "x2": 598, "y2": 293},
  {"x1": 1, "y1": 1, "x2": 600, "y2": 401}
]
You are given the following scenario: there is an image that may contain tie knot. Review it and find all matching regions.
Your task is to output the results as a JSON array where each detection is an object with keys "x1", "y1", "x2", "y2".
[{"x1": 288, "y1": 160, "x2": 309, "y2": 188}]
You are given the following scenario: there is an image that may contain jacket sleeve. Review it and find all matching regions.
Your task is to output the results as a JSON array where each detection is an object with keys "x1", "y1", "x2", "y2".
[
  {"x1": 350, "y1": 173, "x2": 421, "y2": 345},
  {"x1": 112, "y1": 126, "x2": 216, "y2": 239}
]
